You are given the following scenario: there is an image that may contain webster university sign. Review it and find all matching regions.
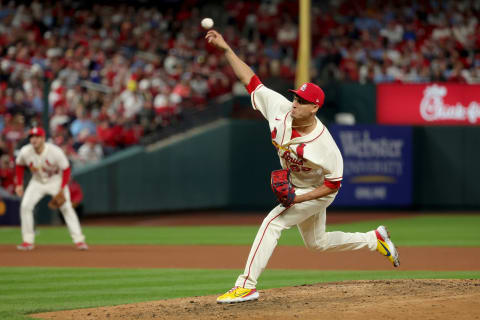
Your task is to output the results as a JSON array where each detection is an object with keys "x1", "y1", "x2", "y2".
[{"x1": 377, "y1": 84, "x2": 480, "y2": 125}]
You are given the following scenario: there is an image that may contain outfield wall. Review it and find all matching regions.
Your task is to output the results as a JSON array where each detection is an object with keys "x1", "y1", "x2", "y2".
[
  {"x1": 73, "y1": 119, "x2": 480, "y2": 215},
  {"x1": 412, "y1": 126, "x2": 480, "y2": 209},
  {"x1": 73, "y1": 119, "x2": 278, "y2": 215}
]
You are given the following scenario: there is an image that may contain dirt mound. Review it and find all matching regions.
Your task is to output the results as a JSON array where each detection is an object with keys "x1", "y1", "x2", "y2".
[{"x1": 32, "y1": 279, "x2": 480, "y2": 320}]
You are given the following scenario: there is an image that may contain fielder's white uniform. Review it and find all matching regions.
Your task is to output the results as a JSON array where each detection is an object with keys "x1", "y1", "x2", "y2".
[
  {"x1": 16, "y1": 142, "x2": 86, "y2": 244},
  {"x1": 236, "y1": 79, "x2": 378, "y2": 289}
]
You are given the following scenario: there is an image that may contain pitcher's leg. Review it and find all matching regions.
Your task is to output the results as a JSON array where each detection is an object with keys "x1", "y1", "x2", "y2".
[
  {"x1": 298, "y1": 208, "x2": 377, "y2": 252},
  {"x1": 322, "y1": 230, "x2": 377, "y2": 251},
  {"x1": 20, "y1": 181, "x2": 45, "y2": 244},
  {"x1": 235, "y1": 205, "x2": 289, "y2": 289},
  {"x1": 235, "y1": 201, "x2": 322, "y2": 289},
  {"x1": 58, "y1": 188, "x2": 85, "y2": 243}
]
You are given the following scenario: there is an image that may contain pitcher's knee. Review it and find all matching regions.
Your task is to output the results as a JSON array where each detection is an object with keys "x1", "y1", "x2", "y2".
[
  {"x1": 59, "y1": 203, "x2": 75, "y2": 214},
  {"x1": 304, "y1": 235, "x2": 329, "y2": 251},
  {"x1": 20, "y1": 203, "x2": 34, "y2": 215},
  {"x1": 261, "y1": 215, "x2": 287, "y2": 230}
]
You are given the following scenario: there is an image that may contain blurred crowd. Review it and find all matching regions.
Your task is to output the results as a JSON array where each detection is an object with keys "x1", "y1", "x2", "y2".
[
  {"x1": 1, "y1": 0, "x2": 480, "y2": 193},
  {"x1": 312, "y1": 0, "x2": 480, "y2": 84}
]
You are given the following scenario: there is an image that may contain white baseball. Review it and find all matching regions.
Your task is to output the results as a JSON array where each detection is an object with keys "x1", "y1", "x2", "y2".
[{"x1": 201, "y1": 18, "x2": 214, "y2": 30}]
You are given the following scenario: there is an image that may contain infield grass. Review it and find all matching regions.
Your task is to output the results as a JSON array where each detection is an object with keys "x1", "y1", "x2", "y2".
[
  {"x1": 1, "y1": 214, "x2": 479, "y2": 319},
  {"x1": 0, "y1": 214, "x2": 479, "y2": 246},
  {"x1": 1, "y1": 267, "x2": 479, "y2": 320}
]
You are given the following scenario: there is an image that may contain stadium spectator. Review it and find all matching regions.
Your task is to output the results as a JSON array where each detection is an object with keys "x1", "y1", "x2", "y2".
[
  {"x1": 1, "y1": 0, "x2": 480, "y2": 166},
  {"x1": 77, "y1": 135, "x2": 103, "y2": 165},
  {"x1": 0, "y1": 154, "x2": 15, "y2": 194},
  {"x1": 69, "y1": 107, "x2": 96, "y2": 141}
]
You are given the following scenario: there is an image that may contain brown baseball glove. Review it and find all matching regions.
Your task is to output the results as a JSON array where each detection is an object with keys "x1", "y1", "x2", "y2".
[
  {"x1": 48, "y1": 191, "x2": 66, "y2": 209},
  {"x1": 270, "y1": 169, "x2": 296, "y2": 207}
]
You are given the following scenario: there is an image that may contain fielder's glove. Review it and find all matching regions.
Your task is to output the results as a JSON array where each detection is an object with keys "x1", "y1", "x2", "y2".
[
  {"x1": 270, "y1": 169, "x2": 296, "y2": 207},
  {"x1": 48, "y1": 191, "x2": 66, "y2": 209}
]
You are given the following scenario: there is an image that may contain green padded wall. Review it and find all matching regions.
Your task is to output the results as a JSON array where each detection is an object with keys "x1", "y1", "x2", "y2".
[
  {"x1": 74, "y1": 122, "x2": 480, "y2": 215},
  {"x1": 464, "y1": 127, "x2": 480, "y2": 207},
  {"x1": 413, "y1": 126, "x2": 480, "y2": 208},
  {"x1": 74, "y1": 120, "x2": 280, "y2": 215},
  {"x1": 337, "y1": 83, "x2": 376, "y2": 123},
  {"x1": 228, "y1": 120, "x2": 278, "y2": 208}
]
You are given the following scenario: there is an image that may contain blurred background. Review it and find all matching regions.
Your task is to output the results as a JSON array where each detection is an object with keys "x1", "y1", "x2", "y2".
[{"x1": 0, "y1": 0, "x2": 479, "y2": 225}]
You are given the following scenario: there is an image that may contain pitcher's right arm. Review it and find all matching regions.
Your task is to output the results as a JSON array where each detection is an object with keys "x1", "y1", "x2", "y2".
[
  {"x1": 205, "y1": 30, "x2": 254, "y2": 86},
  {"x1": 205, "y1": 30, "x2": 291, "y2": 120}
]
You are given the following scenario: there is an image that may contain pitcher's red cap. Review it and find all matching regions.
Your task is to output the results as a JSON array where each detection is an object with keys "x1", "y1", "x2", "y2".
[
  {"x1": 289, "y1": 83, "x2": 325, "y2": 107},
  {"x1": 28, "y1": 127, "x2": 46, "y2": 137}
]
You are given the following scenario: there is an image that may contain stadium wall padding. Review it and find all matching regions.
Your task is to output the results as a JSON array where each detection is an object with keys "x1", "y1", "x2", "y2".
[
  {"x1": 73, "y1": 119, "x2": 279, "y2": 215},
  {"x1": 336, "y1": 83, "x2": 377, "y2": 124},
  {"x1": 413, "y1": 126, "x2": 480, "y2": 209},
  {"x1": 73, "y1": 120, "x2": 480, "y2": 215}
]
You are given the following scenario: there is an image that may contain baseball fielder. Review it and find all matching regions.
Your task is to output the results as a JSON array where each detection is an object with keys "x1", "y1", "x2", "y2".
[
  {"x1": 15, "y1": 127, "x2": 88, "y2": 251},
  {"x1": 205, "y1": 30, "x2": 400, "y2": 304}
]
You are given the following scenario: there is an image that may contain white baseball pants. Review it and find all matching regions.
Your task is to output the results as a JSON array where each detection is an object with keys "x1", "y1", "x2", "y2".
[
  {"x1": 235, "y1": 192, "x2": 377, "y2": 289},
  {"x1": 20, "y1": 178, "x2": 85, "y2": 244}
]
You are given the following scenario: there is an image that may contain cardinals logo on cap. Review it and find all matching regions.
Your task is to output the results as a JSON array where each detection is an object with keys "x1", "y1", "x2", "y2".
[
  {"x1": 29, "y1": 127, "x2": 46, "y2": 137},
  {"x1": 289, "y1": 82, "x2": 325, "y2": 108}
]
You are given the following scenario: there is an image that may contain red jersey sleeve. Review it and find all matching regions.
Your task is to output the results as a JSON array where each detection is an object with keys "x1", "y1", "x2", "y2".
[
  {"x1": 61, "y1": 167, "x2": 71, "y2": 188},
  {"x1": 245, "y1": 75, "x2": 262, "y2": 94},
  {"x1": 15, "y1": 165, "x2": 25, "y2": 186},
  {"x1": 324, "y1": 179, "x2": 342, "y2": 189}
]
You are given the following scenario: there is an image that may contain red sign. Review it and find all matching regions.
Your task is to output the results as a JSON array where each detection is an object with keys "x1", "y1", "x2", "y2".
[{"x1": 377, "y1": 84, "x2": 480, "y2": 125}]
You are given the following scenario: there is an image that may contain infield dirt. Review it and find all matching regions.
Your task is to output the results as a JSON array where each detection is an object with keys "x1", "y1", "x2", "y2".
[
  {"x1": 2, "y1": 245, "x2": 480, "y2": 270},
  {"x1": 32, "y1": 279, "x2": 480, "y2": 320}
]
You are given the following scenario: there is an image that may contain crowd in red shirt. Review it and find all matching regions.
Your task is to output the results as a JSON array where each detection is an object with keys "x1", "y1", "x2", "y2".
[{"x1": 1, "y1": 0, "x2": 480, "y2": 193}]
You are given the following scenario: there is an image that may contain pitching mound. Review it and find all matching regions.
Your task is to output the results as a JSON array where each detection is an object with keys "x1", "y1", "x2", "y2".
[{"x1": 32, "y1": 279, "x2": 480, "y2": 320}]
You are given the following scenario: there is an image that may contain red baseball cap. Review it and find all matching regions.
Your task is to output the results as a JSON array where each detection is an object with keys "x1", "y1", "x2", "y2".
[
  {"x1": 28, "y1": 127, "x2": 46, "y2": 137},
  {"x1": 289, "y1": 83, "x2": 325, "y2": 107}
]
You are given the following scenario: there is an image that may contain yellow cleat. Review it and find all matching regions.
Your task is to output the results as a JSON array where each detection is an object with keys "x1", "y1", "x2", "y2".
[
  {"x1": 375, "y1": 225, "x2": 400, "y2": 267},
  {"x1": 216, "y1": 286, "x2": 259, "y2": 304}
]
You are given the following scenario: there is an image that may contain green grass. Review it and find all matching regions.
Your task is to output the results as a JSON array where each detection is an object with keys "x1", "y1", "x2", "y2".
[
  {"x1": 0, "y1": 214, "x2": 479, "y2": 246},
  {"x1": 1, "y1": 214, "x2": 479, "y2": 319},
  {"x1": 1, "y1": 267, "x2": 479, "y2": 320}
]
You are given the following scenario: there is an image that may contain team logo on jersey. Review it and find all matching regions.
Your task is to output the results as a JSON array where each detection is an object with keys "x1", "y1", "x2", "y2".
[
  {"x1": 28, "y1": 160, "x2": 59, "y2": 177},
  {"x1": 271, "y1": 127, "x2": 277, "y2": 139},
  {"x1": 43, "y1": 159, "x2": 59, "y2": 177},
  {"x1": 296, "y1": 143, "x2": 305, "y2": 159},
  {"x1": 281, "y1": 150, "x2": 312, "y2": 172},
  {"x1": 28, "y1": 162, "x2": 39, "y2": 173},
  {"x1": 271, "y1": 141, "x2": 312, "y2": 172},
  {"x1": 281, "y1": 151, "x2": 303, "y2": 166}
]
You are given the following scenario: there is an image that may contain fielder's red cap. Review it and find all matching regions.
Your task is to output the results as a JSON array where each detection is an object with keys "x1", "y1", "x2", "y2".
[
  {"x1": 28, "y1": 127, "x2": 46, "y2": 137},
  {"x1": 289, "y1": 83, "x2": 325, "y2": 108}
]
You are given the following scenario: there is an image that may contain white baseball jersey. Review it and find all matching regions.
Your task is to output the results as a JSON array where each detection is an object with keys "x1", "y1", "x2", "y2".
[
  {"x1": 251, "y1": 83, "x2": 343, "y2": 192},
  {"x1": 16, "y1": 142, "x2": 69, "y2": 183},
  {"x1": 234, "y1": 79, "x2": 377, "y2": 290}
]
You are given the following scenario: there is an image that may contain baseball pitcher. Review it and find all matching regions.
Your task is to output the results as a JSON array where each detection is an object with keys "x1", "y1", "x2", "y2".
[
  {"x1": 15, "y1": 127, "x2": 88, "y2": 251},
  {"x1": 206, "y1": 30, "x2": 400, "y2": 304}
]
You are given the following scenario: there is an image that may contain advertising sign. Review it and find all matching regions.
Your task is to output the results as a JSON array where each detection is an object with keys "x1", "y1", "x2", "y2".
[
  {"x1": 329, "y1": 125, "x2": 412, "y2": 206},
  {"x1": 377, "y1": 84, "x2": 480, "y2": 125}
]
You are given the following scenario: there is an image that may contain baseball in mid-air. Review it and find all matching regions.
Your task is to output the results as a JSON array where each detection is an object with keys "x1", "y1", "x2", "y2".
[{"x1": 201, "y1": 18, "x2": 214, "y2": 29}]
